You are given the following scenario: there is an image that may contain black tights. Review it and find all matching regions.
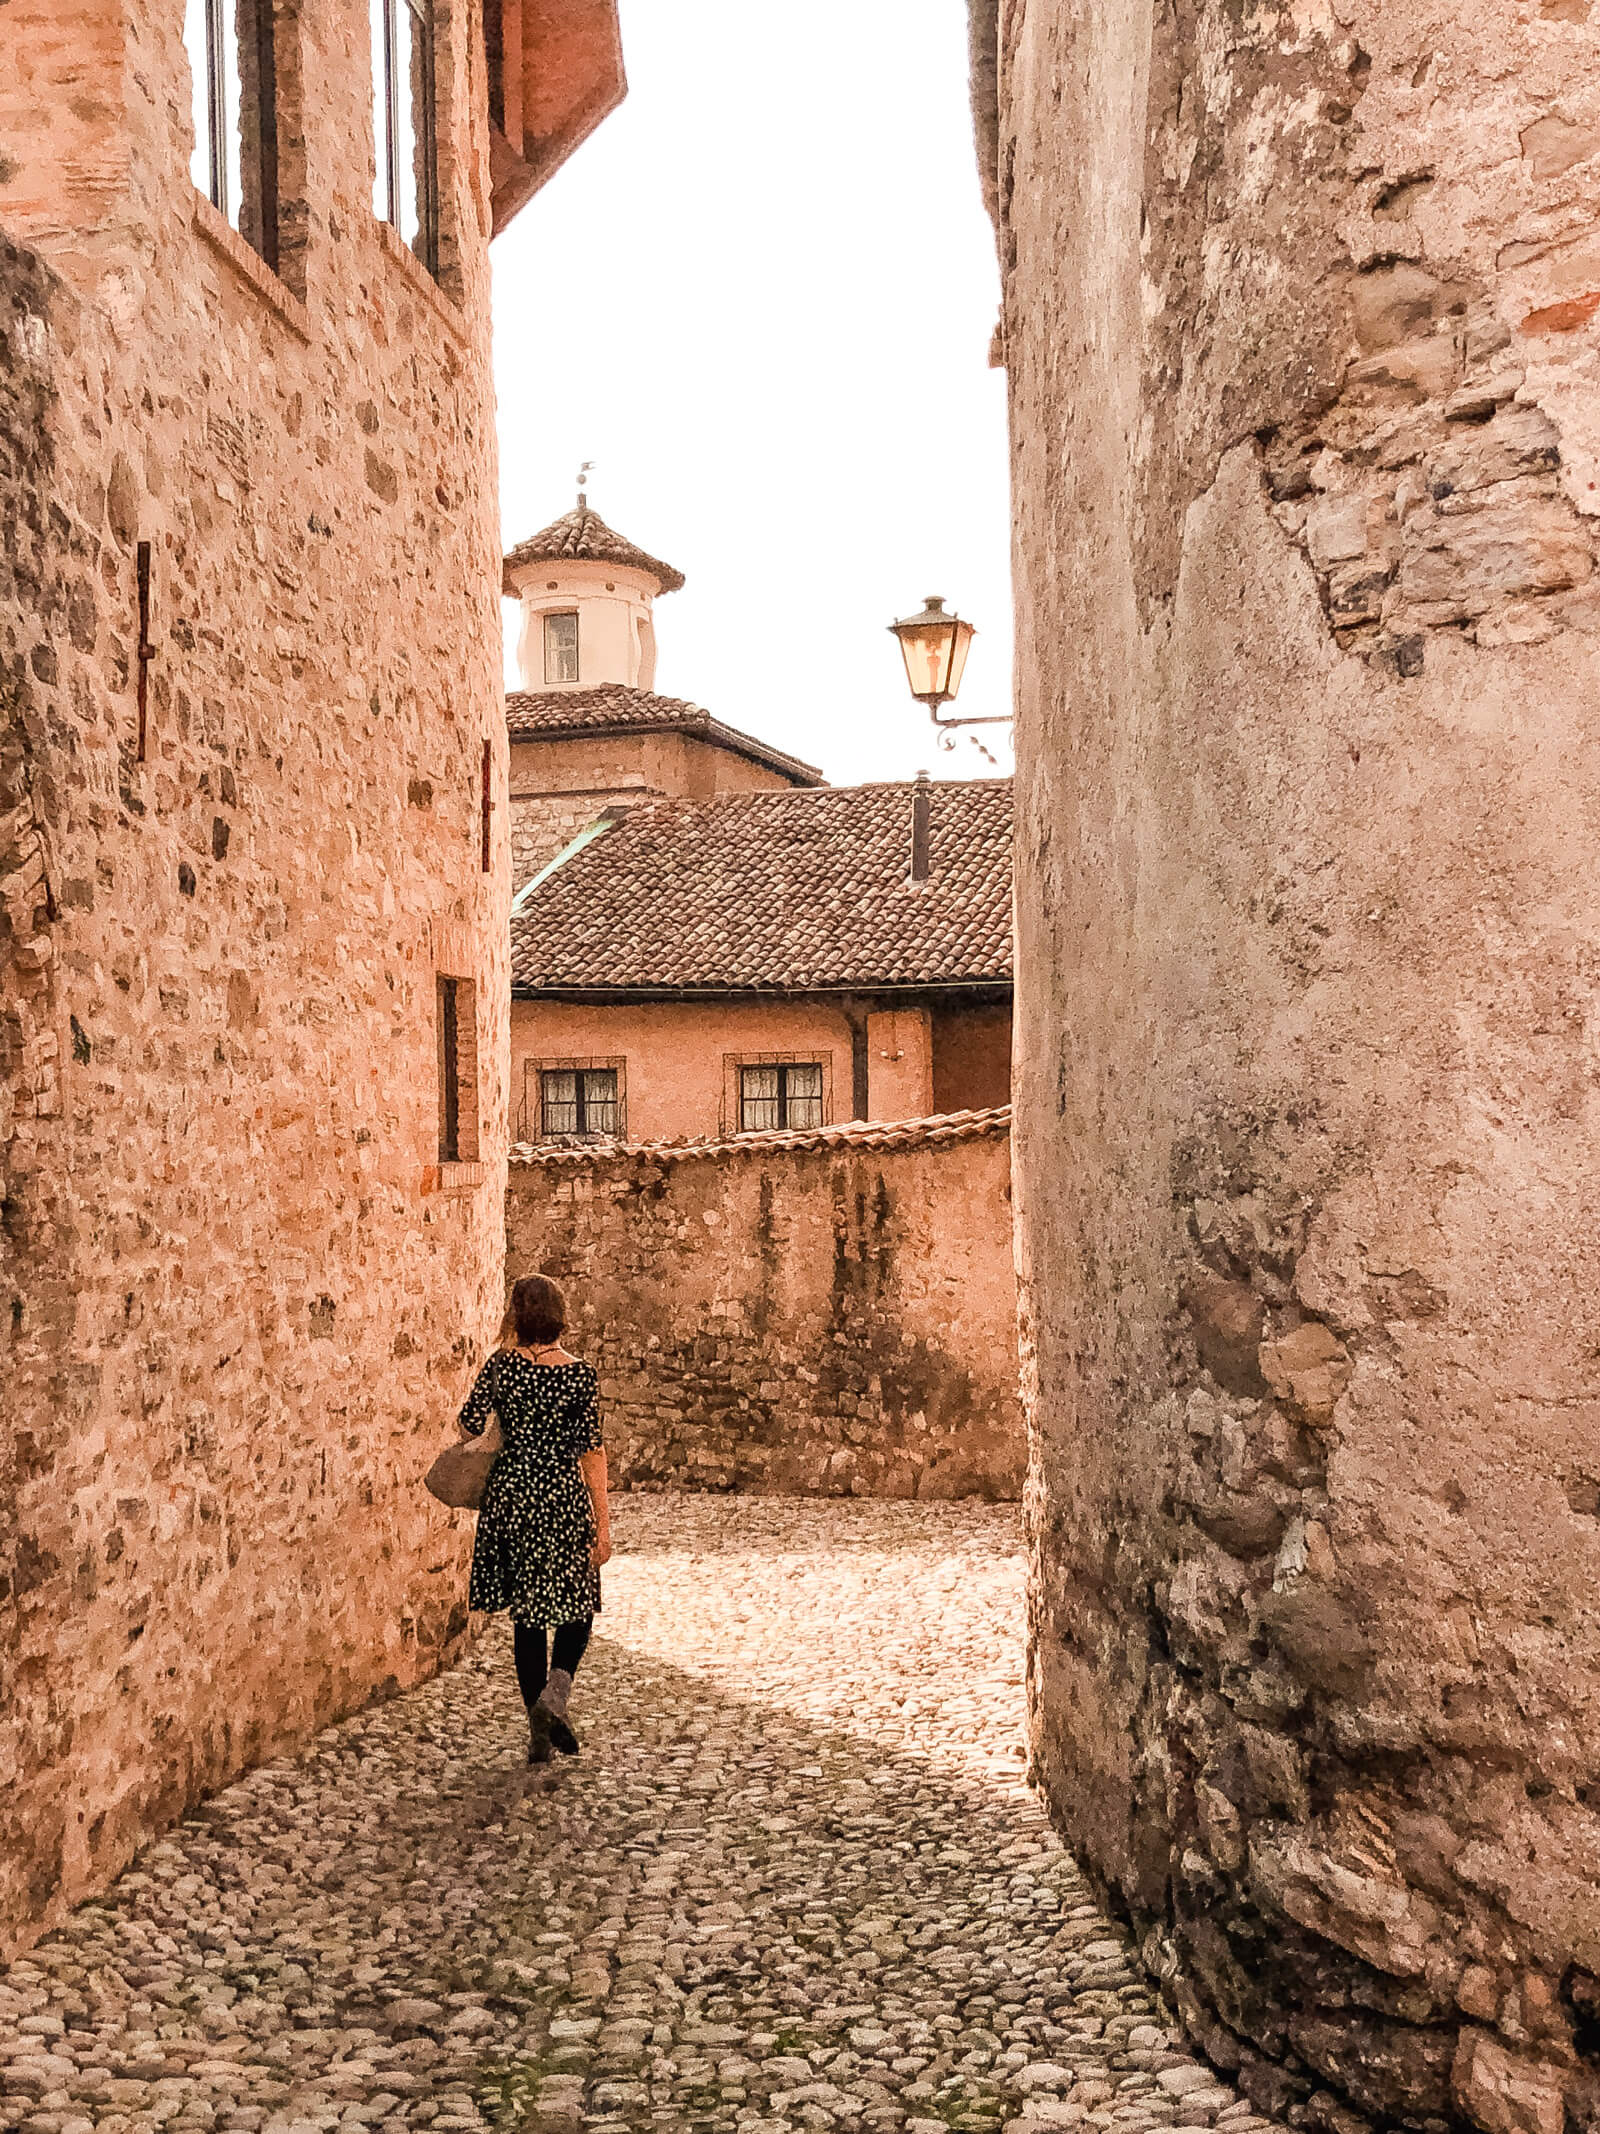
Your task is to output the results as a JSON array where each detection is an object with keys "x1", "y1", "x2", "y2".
[{"x1": 512, "y1": 1619, "x2": 592, "y2": 1711}]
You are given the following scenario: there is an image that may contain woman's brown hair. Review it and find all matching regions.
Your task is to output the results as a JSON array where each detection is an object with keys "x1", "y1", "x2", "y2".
[{"x1": 509, "y1": 1273, "x2": 567, "y2": 1347}]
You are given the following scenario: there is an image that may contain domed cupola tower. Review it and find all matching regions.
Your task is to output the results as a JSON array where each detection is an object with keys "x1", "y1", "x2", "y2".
[{"x1": 502, "y1": 494, "x2": 685, "y2": 694}]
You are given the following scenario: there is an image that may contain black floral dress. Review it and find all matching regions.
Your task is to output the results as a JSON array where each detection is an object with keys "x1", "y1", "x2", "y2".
[{"x1": 458, "y1": 1352, "x2": 604, "y2": 1626}]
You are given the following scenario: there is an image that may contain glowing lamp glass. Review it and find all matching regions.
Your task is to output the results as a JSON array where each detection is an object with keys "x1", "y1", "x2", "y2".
[{"x1": 889, "y1": 595, "x2": 975, "y2": 705}]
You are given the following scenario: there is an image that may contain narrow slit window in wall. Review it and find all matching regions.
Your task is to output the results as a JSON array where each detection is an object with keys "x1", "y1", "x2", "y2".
[
  {"x1": 483, "y1": 0, "x2": 504, "y2": 135},
  {"x1": 436, "y1": 975, "x2": 480, "y2": 1164},
  {"x1": 480, "y1": 738, "x2": 492, "y2": 872},
  {"x1": 372, "y1": 0, "x2": 439, "y2": 278},
  {"x1": 185, "y1": 0, "x2": 281, "y2": 269},
  {"x1": 543, "y1": 612, "x2": 579, "y2": 685}
]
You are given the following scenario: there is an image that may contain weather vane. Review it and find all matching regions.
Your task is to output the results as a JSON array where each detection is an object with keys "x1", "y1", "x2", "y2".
[{"x1": 576, "y1": 460, "x2": 595, "y2": 507}]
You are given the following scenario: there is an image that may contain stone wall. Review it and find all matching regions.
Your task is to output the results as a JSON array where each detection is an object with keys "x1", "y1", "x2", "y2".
[
  {"x1": 510, "y1": 788, "x2": 614, "y2": 891},
  {"x1": 508, "y1": 725, "x2": 815, "y2": 892},
  {"x1": 981, "y1": 1, "x2": 1600, "y2": 2128},
  {"x1": 505, "y1": 1110, "x2": 1023, "y2": 1499},
  {"x1": 0, "y1": 0, "x2": 573, "y2": 1956}
]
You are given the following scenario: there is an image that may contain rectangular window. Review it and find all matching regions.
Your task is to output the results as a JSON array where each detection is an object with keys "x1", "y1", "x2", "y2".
[
  {"x1": 372, "y1": 0, "x2": 439, "y2": 278},
  {"x1": 543, "y1": 612, "x2": 580, "y2": 685},
  {"x1": 436, "y1": 975, "x2": 480, "y2": 1164},
  {"x1": 541, "y1": 1066, "x2": 620, "y2": 1139},
  {"x1": 186, "y1": 0, "x2": 280, "y2": 270},
  {"x1": 740, "y1": 1062, "x2": 824, "y2": 1133}
]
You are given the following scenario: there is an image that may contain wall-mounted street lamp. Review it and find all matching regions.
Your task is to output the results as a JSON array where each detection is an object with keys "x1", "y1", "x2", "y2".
[{"x1": 887, "y1": 595, "x2": 1009, "y2": 736}]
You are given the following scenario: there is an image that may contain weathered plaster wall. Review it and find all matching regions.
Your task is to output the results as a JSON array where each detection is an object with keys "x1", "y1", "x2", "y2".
[
  {"x1": 932, "y1": 1002, "x2": 1012, "y2": 1114},
  {"x1": 506, "y1": 558, "x2": 661, "y2": 692},
  {"x1": 512, "y1": 994, "x2": 1013, "y2": 1139},
  {"x1": 511, "y1": 994, "x2": 860, "y2": 1140},
  {"x1": 865, "y1": 1007, "x2": 934, "y2": 1121},
  {"x1": 505, "y1": 1113, "x2": 1022, "y2": 1498},
  {"x1": 985, "y1": 0, "x2": 1600, "y2": 2127},
  {"x1": 0, "y1": 0, "x2": 520, "y2": 1955}
]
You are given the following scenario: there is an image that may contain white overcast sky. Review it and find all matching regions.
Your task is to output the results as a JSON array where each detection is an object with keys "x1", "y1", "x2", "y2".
[{"x1": 490, "y1": 0, "x2": 1013, "y2": 786}]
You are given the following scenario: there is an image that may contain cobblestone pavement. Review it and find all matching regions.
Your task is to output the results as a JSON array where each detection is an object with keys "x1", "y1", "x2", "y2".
[{"x1": 1, "y1": 1497, "x2": 1284, "y2": 2134}]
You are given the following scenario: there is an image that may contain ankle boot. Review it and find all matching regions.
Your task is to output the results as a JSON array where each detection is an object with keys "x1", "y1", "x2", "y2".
[
  {"x1": 526, "y1": 1703, "x2": 553, "y2": 1764},
  {"x1": 536, "y1": 1667, "x2": 580, "y2": 1755}
]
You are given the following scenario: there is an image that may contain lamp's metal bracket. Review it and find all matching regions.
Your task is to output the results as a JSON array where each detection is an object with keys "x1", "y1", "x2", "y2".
[{"x1": 925, "y1": 707, "x2": 1013, "y2": 730}]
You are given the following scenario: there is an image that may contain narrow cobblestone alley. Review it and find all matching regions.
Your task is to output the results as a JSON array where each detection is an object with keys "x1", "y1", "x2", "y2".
[{"x1": 0, "y1": 1501, "x2": 1282, "y2": 2134}]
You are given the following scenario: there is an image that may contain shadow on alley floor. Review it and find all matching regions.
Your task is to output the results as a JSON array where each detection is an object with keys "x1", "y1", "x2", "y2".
[{"x1": 0, "y1": 1496, "x2": 1283, "y2": 2134}]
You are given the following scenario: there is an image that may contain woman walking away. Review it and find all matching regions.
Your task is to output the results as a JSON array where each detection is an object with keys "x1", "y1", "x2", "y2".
[{"x1": 457, "y1": 1274, "x2": 611, "y2": 1765}]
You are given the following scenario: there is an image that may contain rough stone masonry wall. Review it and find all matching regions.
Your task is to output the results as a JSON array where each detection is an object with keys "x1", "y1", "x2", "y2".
[
  {"x1": 505, "y1": 1116, "x2": 1023, "y2": 1499},
  {"x1": 0, "y1": 0, "x2": 514, "y2": 1956},
  {"x1": 981, "y1": 1, "x2": 1600, "y2": 2128},
  {"x1": 509, "y1": 787, "x2": 619, "y2": 892}
]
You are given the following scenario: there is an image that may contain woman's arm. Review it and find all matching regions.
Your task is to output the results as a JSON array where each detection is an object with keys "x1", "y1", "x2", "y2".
[
  {"x1": 456, "y1": 1352, "x2": 499, "y2": 1438},
  {"x1": 579, "y1": 1447, "x2": 611, "y2": 1566}
]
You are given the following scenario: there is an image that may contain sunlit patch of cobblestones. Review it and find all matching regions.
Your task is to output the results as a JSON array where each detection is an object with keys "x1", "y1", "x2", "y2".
[{"x1": 0, "y1": 1497, "x2": 1284, "y2": 2134}]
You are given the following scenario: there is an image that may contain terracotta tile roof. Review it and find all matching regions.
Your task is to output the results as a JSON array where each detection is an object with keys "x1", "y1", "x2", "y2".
[
  {"x1": 510, "y1": 778, "x2": 1013, "y2": 995},
  {"x1": 509, "y1": 1104, "x2": 1011, "y2": 1165},
  {"x1": 502, "y1": 504, "x2": 686, "y2": 592},
  {"x1": 506, "y1": 683, "x2": 824, "y2": 785}
]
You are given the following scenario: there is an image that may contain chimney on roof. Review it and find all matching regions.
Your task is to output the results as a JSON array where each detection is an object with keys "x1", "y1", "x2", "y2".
[{"x1": 910, "y1": 770, "x2": 932, "y2": 883}]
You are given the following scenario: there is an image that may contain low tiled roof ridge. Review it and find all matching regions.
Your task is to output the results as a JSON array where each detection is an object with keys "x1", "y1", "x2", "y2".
[
  {"x1": 505, "y1": 684, "x2": 825, "y2": 786},
  {"x1": 509, "y1": 1105, "x2": 1012, "y2": 1167},
  {"x1": 502, "y1": 504, "x2": 686, "y2": 592},
  {"x1": 507, "y1": 682, "x2": 711, "y2": 725}
]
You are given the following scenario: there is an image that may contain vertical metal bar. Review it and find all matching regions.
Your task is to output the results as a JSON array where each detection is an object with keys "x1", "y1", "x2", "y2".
[
  {"x1": 136, "y1": 542, "x2": 153, "y2": 763},
  {"x1": 382, "y1": 0, "x2": 399, "y2": 226},
  {"x1": 206, "y1": 0, "x2": 229, "y2": 217}
]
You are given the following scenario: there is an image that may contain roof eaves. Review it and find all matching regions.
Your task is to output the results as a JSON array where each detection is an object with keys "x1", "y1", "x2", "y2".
[
  {"x1": 698, "y1": 718, "x2": 825, "y2": 786},
  {"x1": 508, "y1": 975, "x2": 1014, "y2": 1001},
  {"x1": 505, "y1": 701, "x2": 824, "y2": 786}
]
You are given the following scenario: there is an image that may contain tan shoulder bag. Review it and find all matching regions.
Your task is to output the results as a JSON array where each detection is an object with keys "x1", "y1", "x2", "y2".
[{"x1": 424, "y1": 1355, "x2": 505, "y2": 1510}]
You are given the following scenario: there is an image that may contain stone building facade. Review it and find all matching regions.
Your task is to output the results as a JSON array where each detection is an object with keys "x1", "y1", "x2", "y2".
[
  {"x1": 501, "y1": 503, "x2": 1013, "y2": 1135},
  {"x1": 511, "y1": 776, "x2": 1014, "y2": 1141},
  {"x1": 974, "y1": 0, "x2": 1600, "y2": 2127},
  {"x1": 0, "y1": 0, "x2": 623, "y2": 1956},
  {"x1": 501, "y1": 501, "x2": 822, "y2": 892},
  {"x1": 506, "y1": 1109, "x2": 1023, "y2": 1499}
]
